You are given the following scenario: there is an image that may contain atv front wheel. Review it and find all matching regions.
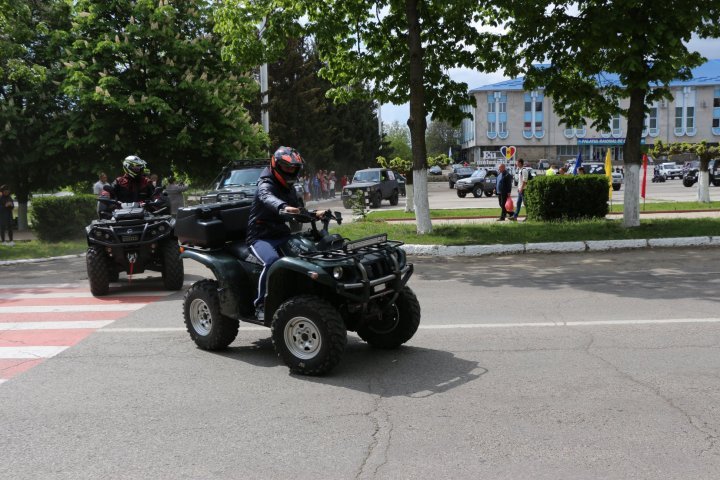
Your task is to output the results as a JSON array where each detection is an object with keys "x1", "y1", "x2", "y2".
[
  {"x1": 271, "y1": 295, "x2": 347, "y2": 375},
  {"x1": 87, "y1": 246, "x2": 111, "y2": 296},
  {"x1": 183, "y1": 280, "x2": 239, "y2": 350},
  {"x1": 358, "y1": 286, "x2": 421, "y2": 349},
  {"x1": 161, "y1": 239, "x2": 184, "y2": 290}
]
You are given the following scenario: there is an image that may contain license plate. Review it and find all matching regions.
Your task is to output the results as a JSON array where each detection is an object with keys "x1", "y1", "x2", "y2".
[
  {"x1": 373, "y1": 284, "x2": 385, "y2": 293},
  {"x1": 121, "y1": 235, "x2": 139, "y2": 242}
]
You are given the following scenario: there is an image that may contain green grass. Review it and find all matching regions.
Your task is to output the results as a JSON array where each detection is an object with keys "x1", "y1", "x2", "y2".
[
  {"x1": 0, "y1": 240, "x2": 87, "y2": 261},
  {"x1": 365, "y1": 201, "x2": 720, "y2": 220},
  {"x1": 331, "y1": 218, "x2": 720, "y2": 246}
]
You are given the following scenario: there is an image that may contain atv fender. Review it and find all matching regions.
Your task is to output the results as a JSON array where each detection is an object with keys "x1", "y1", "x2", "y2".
[
  {"x1": 180, "y1": 249, "x2": 252, "y2": 318},
  {"x1": 264, "y1": 257, "x2": 335, "y2": 323}
]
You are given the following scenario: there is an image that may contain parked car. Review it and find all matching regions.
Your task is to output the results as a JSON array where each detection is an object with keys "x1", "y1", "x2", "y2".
[
  {"x1": 428, "y1": 165, "x2": 443, "y2": 175},
  {"x1": 683, "y1": 159, "x2": 720, "y2": 187},
  {"x1": 201, "y1": 160, "x2": 304, "y2": 206},
  {"x1": 448, "y1": 166, "x2": 475, "y2": 189},
  {"x1": 341, "y1": 168, "x2": 401, "y2": 208},
  {"x1": 657, "y1": 162, "x2": 683, "y2": 180},
  {"x1": 454, "y1": 169, "x2": 498, "y2": 198},
  {"x1": 584, "y1": 163, "x2": 624, "y2": 191}
]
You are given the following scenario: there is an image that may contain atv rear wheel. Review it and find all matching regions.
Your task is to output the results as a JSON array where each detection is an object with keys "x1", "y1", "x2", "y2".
[
  {"x1": 87, "y1": 246, "x2": 111, "y2": 296},
  {"x1": 161, "y1": 240, "x2": 184, "y2": 290},
  {"x1": 271, "y1": 295, "x2": 347, "y2": 375},
  {"x1": 183, "y1": 280, "x2": 239, "y2": 350},
  {"x1": 358, "y1": 286, "x2": 421, "y2": 349}
]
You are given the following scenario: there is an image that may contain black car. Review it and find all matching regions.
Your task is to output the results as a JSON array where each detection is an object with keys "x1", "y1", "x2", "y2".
[
  {"x1": 454, "y1": 169, "x2": 498, "y2": 198},
  {"x1": 201, "y1": 160, "x2": 304, "y2": 206},
  {"x1": 448, "y1": 166, "x2": 475, "y2": 189},
  {"x1": 341, "y1": 168, "x2": 401, "y2": 208},
  {"x1": 683, "y1": 159, "x2": 720, "y2": 187}
]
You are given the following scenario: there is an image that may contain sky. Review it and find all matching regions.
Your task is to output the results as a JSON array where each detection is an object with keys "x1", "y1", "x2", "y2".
[{"x1": 380, "y1": 37, "x2": 720, "y2": 127}]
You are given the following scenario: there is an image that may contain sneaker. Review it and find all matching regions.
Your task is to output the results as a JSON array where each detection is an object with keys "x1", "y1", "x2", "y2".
[
  {"x1": 255, "y1": 306, "x2": 265, "y2": 321},
  {"x1": 7, "y1": 241, "x2": 14, "y2": 247},
  {"x1": 509, "y1": 217, "x2": 517, "y2": 222},
  {"x1": 496, "y1": 218, "x2": 505, "y2": 222}
]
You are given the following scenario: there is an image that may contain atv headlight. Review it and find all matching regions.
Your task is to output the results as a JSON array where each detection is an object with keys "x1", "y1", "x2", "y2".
[
  {"x1": 332, "y1": 266, "x2": 344, "y2": 280},
  {"x1": 94, "y1": 230, "x2": 103, "y2": 239}
]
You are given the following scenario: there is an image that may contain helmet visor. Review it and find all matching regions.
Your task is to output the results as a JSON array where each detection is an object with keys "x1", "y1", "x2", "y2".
[{"x1": 278, "y1": 162, "x2": 302, "y2": 176}]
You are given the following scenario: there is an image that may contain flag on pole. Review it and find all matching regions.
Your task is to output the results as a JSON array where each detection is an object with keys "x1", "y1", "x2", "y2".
[
  {"x1": 604, "y1": 149, "x2": 613, "y2": 200},
  {"x1": 641, "y1": 153, "x2": 648, "y2": 199},
  {"x1": 572, "y1": 151, "x2": 582, "y2": 175}
]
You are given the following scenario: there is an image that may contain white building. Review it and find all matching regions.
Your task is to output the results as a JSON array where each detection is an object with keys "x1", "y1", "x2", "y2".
[{"x1": 460, "y1": 59, "x2": 720, "y2": 167}]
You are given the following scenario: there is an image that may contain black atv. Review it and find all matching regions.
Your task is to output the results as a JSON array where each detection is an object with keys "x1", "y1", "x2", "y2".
[
  {"x1": 85, "y1": 195, "x2": 184, "y2": 296},
  {"x1": 175, "y1": 200, "x2": 420, "y2": 375}
]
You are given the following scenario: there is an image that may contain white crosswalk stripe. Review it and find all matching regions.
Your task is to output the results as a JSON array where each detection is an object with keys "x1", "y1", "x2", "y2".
[
  {"x1": 0, "y1": 321, "x2": 115, "y2": 330},
  {"x1": 0, "y1": 346, "x2": 69, "y2": 359},
  {"x1": 0, "y1": 304, "x2": 143, "y2": 313}
]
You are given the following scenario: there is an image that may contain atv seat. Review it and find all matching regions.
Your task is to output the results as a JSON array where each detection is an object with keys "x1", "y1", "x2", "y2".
[{"x1": 225, "y1": 241, "x2": 261, "y2": 264}]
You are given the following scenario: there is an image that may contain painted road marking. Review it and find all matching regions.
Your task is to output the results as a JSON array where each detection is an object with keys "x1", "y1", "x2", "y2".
[
  {"x1": 97, "y1": 316, "x2": 720, "y2": 333},
  {"x1": 0, "y1": 346, "x2": 69, "y2": 359},
  {"x1": 0, "y1": 284, "x2": 167, "y2": 386}
]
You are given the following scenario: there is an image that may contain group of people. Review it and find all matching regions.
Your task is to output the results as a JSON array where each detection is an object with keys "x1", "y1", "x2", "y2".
[
  {"x1": 94, "y1": 157, "x2": 188, "y2": 215},
  {"x1": 495, "y1": 158, "x2": 529, "y2": 222},
  {"x1": 300, "y1": 170, "x2": 344, "y2": 201},
  {"x1": 0, "y1": 184, "x2": 15, "y2": 246}
]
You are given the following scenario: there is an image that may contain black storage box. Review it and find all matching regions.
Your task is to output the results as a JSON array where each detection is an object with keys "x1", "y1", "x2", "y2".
[{"x1": 176, "y1": 200, "x2": 252, "y2": 248}]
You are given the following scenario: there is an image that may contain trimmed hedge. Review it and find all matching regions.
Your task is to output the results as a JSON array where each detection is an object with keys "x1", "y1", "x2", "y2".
[
  {"x1": 31, "y1": 194, "x2": 97, "y2": 242},
  {"x1": 524, "y1": 175, "x2": 610, "y2": 221}
]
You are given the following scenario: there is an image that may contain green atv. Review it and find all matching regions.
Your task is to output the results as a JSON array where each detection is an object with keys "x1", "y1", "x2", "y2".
[{"x1": 175, "y1": 201, "x2": 420, "y2": 375}]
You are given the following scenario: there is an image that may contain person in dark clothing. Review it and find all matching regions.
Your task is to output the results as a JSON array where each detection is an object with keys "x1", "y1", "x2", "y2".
[
  {"x1": 495, "y1": 164, "x2": 513, "y2": 221},
  {"x1": 100, "y1": 155, "x2": 164, "y2": 218},
  {"x1": 0, "y1": 185, "x2": 15, "y2": 245},
  {"x1": 246, "y1": 147, "x2": 320, "y2": 321}
]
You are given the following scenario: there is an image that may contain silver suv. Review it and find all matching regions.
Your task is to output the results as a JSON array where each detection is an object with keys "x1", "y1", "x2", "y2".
[{"x1": 657, "y1": 162, "x2": 683, "y2": 180}]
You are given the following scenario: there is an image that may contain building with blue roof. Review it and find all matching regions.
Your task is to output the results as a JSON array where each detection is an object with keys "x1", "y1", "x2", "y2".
[{"x1": 459, "y1": 59, "x2": 720, "y2": 167}]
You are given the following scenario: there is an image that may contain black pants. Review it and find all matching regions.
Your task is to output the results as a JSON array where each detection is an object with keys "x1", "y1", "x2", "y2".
[
  {"x1": 498, "y1": 192, "x2": 509, "y2": 219},
  {"x1": 0, "y1": 215, "x2": 12, "y2": 241}
]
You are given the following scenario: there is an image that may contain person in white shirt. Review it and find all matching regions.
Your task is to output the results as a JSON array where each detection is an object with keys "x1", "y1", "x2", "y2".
[
  {"x1": 92, "y1": 172, "x2": 109, "y2": 195},
  {"x1": 510, "y1": 158, "x2": 529, "y2": 221}
]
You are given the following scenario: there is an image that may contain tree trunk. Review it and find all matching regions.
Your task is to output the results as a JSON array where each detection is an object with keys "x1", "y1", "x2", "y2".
[
  {"x1": 405, "y1": 0, "x2": 431, "y2": 234},
  {"x1": 622, "y1": 87, "x2": 646, "y2": 228},
  {"x1": 404, "y1": 183, "x2": 415, "y2": 212},
  {"x1": 16, "y1": 187, "x2": 30, "y2": 231},
  {"x1": 698, "y1": 170, "x2": 711, "y2": 203}
]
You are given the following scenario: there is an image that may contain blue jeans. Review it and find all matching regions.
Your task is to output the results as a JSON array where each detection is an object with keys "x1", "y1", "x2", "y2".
[
  {"x1": 513, "y1": 191, "x2": 525, "y2": 218},
  {"x1": 250, "y1": 237, "x2": 289, "y2": 306}
]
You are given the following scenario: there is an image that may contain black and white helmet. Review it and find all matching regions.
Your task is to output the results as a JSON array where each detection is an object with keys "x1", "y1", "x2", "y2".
[{"x1": 123, "y1": 155, "x2": 147, "y2": 178}]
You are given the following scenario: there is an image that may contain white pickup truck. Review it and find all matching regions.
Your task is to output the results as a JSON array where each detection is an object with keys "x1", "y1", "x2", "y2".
[{"x1": 657, "y1": 162, "x2": 683, "y2": 180}]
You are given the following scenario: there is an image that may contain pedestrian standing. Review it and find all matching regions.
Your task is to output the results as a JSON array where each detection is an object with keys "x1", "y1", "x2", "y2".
[
  {"x1": 93, "y1": 172, "x2": 110, "y2": 195},
  {"x1": 510, "y1": 158, "x2": 529, "y2": 221},
  {"x1": 495, "y1": 164, "x2": 513, "y2": 221},
  {"x1": 329, "y1": 171, "x2": 336, "y2": 198},
  {"x1": 0, "y1": 185, "x2": 15, "y2": 246},
  {"x1": 165, "y1": 177, "x2": 189, "y2": 215}
]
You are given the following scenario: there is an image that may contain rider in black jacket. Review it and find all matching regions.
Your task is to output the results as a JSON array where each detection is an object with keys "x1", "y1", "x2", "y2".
[{"x1": 247, "y1": 147, "x2": 318, "y2": 321}]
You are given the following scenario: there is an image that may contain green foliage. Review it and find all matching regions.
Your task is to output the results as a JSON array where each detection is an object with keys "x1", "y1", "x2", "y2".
[
  {"x1": 349, "y1": 189, "x2": 367, "y2": 219},
  {"x1": 383, "y1": 121, "x2": 412, "y2": 162},
  {"x1": 62, "y1": 0, "x2": 267, "y2": 185},
  {"x1": 31, "y1": 194, "x2": 97, "y2": 241},
  {"x1": 267, "y1": 37, "x2": 380, "y2": 174},
  {"x1": 425, "y1": 121, "x2": 460, "y2": 157},
  {"x1": 0, "y1": 0, "x2": 73, "y2": 202},
  {"x1": 652, "y1": 139, "x2": 719, "y2": 170},
  {"x1": 428, "y1": 154, "x2": 451, "y2": 168},
  {"x1": 524, "y1": 175, "x2": 609, "y2": 221}
]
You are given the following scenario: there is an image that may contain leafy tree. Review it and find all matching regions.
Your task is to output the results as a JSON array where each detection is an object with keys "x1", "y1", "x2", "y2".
[
  {"x1": 497, "y1": 0, "x2": 720, "y2": 227},
  {"x1": 376, "y1": 154, "x2": 413, "y2": 212},
  {"x1": 652, "y1": 139, "x2": 719, "y2": 203},
  {"x1": 265, "y1": 37, "x2": 380, "y2": 176},
  {"x1": 425, "y1": 120, "x2": 460, "y2": 157},
  {"x1": 63, "y1": 0, "x2": 266, "y2": 186},
  {"x1": 216, "y1": 0, "x2": 495, "y2": 234},
  {"x1": 383, "y1": 121, "x2": 412, "y2": 165},
  {"x1": 0, "y1": 0, "x2": 72, "y2": 229}
]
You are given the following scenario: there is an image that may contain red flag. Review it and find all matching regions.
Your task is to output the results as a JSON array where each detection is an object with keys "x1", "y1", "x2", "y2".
[{"x1": 641, "y1": 154, "x2": 648, "y2": 199}]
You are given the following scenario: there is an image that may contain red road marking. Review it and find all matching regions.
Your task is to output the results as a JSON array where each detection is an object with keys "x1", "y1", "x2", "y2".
[
  {"x1": 0, "y1": 359, "x2": 44, "y2": 379},
  {"x1": 0, "y1": 311, "x2": 129, "y2": 323},
  {"x1": 0, "y1": 329, "x2": 94, "y2": 347},
  {"x1": 0, "y1": 295, "x2": 165, "y2": 306}
]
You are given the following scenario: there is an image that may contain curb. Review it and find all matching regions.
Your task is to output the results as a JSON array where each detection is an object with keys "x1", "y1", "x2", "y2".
[
  {"x1": 401, "y1": 236, "x2": 720, "y2": 257},
  {"x1": 2, "y1": 236, "x2": 719, "y2": 265}
]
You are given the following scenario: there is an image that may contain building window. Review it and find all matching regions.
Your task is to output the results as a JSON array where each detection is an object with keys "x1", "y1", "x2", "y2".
[
  {"x1": 611, "y1": 114, "x2": 622, "y2": 137},
  {"x1": 674, "y1": 87, "x2": 696, "y2": 136},
  {"x1": 487, "y1": 92, "x2": 507, "y2": 139},
  {"x1": 460, "y1": 103, "x2": 475, "y2": 144},
  {"x1": 523, "y1": 91, "x2": 544, "y2": 139},
  {"x1": 644, "y1": 105, "x2": 659, "y2": 137}
]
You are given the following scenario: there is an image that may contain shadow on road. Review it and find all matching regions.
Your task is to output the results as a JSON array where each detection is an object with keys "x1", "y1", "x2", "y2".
[{"x1": 215, "y1": 337, "x2": 488, "y2": 397}]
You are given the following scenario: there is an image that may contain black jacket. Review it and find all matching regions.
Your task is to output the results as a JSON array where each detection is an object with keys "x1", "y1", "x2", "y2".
[
  {"x1": 246, "y1": 167, "x2": 301, "y2": 245},
  {"x1": 497, "y1": 171, "x2": 513, "y2": 195}
]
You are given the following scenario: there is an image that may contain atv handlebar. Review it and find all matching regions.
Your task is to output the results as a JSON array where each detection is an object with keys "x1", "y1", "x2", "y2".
[{"x1": 279, "y1": 208, "x2": 343, "y2": 238}]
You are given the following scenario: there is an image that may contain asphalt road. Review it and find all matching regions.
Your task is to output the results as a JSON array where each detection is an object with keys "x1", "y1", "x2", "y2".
[{"x1": 1, "y1": 248, "x2": 719, "y2": 479}]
